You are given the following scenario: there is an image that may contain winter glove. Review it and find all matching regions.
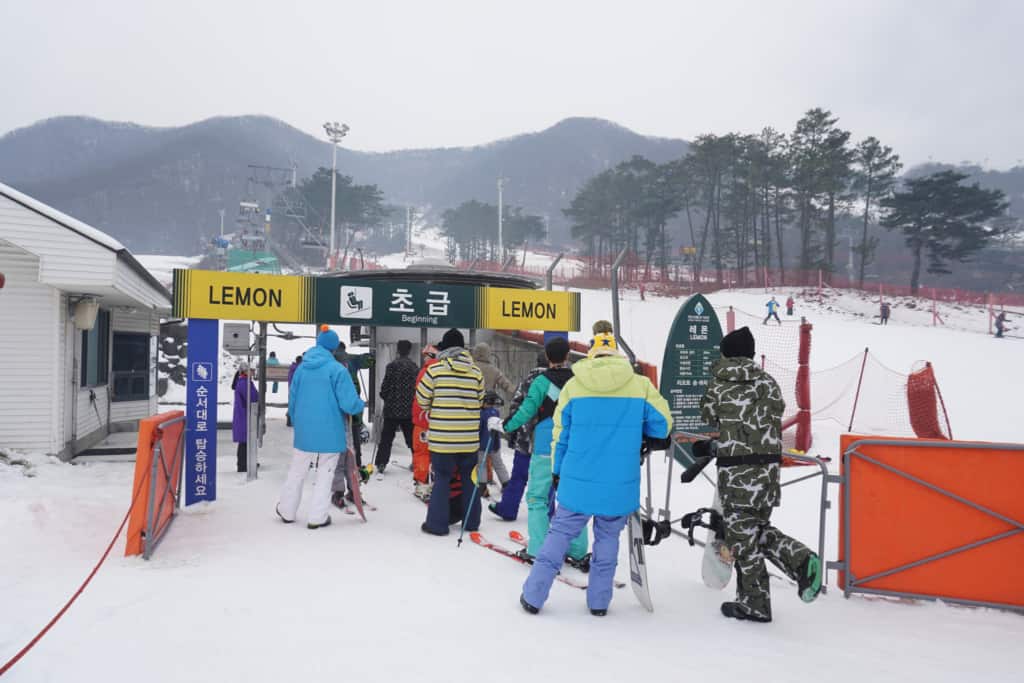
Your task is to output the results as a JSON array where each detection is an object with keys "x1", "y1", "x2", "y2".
[
  {"x1": 487, "y1": 416, "x2": 504, "y2": 433},
  {"x1": 692, "y1": 439, "x2": 714, "y2": 460}
]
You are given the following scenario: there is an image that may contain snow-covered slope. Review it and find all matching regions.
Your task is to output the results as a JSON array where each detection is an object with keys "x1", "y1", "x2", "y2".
[{"x1": 2, "y1": 281, "x2": 1022, "y2": 682}]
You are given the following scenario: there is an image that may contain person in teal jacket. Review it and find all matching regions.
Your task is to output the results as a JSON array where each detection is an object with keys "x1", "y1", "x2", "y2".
[
  {"x1": 520, "y1": 331, "x2": 672, "y2": 616},
  {"x1": 502, "y1": 336, "x2": 587, "y2": 565},
  {"x1": 276, "y1": 329, "x2": 365, "y2": 529}
]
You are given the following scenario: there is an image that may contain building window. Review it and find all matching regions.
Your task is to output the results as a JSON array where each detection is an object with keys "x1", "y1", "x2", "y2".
[
  {"x1": 81, "y1": 310, "x2": 110, "y2": 388},
  {"x1": 112, "y1": 333, "x2": 151, "y2": 402}
]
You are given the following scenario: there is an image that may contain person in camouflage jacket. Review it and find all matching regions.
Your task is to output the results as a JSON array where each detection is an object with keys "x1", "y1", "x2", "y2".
[{"x1": 699, "y1": 326, "x2": 822, "y2": 623}]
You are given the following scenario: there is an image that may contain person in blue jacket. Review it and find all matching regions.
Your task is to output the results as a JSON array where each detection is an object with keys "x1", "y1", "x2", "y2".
[
  {"x1": 276, "y1": 329, "x2": 365, "y2": 529},
  {"x1": 519, "y1": 331, "x2": 672, "y2": 616},
  {"x1": 763, "y1": 296, "x2": 782, "y2": 325}
]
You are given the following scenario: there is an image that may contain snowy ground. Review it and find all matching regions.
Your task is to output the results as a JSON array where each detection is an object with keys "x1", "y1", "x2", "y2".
[{"x1": 3, "y1": 257, "x2": 1023, "y2": 680}]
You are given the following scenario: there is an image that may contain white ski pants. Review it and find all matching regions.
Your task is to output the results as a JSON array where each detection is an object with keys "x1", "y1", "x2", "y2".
[{"x1": 278, "y1": 449, "x2": 339, "y2": 526}]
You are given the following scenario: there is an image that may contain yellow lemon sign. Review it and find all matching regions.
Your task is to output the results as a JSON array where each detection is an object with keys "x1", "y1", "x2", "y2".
[
  {"x1": 479, "y1": 287, "x2": 580, "y2": 331},
  {"x1": 173, "y1": 269, "x2": 313, "y2": 322}
]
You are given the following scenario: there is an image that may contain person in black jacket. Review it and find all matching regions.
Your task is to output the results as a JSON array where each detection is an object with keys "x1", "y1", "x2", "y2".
[{"x1": 374, "y1": 339, "x2": 418, "y2": 473}]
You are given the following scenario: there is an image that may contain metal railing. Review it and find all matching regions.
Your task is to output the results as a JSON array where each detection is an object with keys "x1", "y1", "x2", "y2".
[{"x1": 143, "y1": 416, "x2": 186, "y2": 560}]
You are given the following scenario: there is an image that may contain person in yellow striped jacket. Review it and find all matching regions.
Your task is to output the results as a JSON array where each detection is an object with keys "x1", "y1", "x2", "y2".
[{"x1": 416, "y1": 328, "x2": 485, "y2": 536}]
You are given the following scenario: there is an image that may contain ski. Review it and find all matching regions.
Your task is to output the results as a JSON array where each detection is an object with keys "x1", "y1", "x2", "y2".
[
  {"x1": 469, "y1": 532, "x2": 587, "y2": 590},
  {"x1": 507, "y1": 530, "x2": 625, "y2": 589},
  {"x1": 345, "y1": 450, "x2": 367, "y2": 522},
  {"x1": 627, "y1": 512, "x2": 654, "y2": 612}
]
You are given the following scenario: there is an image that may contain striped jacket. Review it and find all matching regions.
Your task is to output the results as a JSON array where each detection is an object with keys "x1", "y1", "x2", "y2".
[{"x1": 415, "y1": 347, "x2": 484, "y2": 454}]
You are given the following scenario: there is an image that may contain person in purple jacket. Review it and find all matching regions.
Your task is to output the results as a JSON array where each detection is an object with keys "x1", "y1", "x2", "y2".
[
  {"x1": 286, "y1": 354, "x2": 302, "y2": 427},
  {"x1": 232, "y1": 361, "x2": 259, "y2": 472}
]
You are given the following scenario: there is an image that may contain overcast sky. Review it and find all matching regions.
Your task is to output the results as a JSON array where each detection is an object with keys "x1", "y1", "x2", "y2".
[{"x1": 1, "y1": 0, "x2": 1021, "y2": 168}]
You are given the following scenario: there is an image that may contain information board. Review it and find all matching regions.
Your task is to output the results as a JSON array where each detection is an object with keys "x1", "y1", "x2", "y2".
[{"x1": 659, "y1": 294, "x2": 723, "y2": 465}]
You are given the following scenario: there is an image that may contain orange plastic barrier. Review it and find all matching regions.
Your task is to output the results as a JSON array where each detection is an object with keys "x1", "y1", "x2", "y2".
[
  {"x1": 125, "y1": 411, "x2": 185, "y2": 557},
  {"x1": 838, "y1": 434, "x2": 1024, "y2": 610}
]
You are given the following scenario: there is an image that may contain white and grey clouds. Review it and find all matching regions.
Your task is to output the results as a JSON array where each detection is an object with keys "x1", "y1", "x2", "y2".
[{"x1": 1, "y1": 0, "x2": 1020, "y2": 168}]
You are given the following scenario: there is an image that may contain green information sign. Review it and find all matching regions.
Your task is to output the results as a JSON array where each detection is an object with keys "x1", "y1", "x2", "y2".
[
  {"x1": 659, "y1": 294, "x2": 723, "y2": 465},
  {"x1": 315, "y1": 278, "x2": 479, "y2": 328}
]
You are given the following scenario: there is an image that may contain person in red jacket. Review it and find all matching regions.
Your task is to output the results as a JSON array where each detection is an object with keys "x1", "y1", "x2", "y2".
[{"x1": 411, "y1": 344, "x2": 438, "y2": 500}]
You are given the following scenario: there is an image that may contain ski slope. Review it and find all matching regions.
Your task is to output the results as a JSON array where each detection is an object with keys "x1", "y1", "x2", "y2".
[{"x1": 2, "y1": 281, "x2": 1022, "y2": 682}]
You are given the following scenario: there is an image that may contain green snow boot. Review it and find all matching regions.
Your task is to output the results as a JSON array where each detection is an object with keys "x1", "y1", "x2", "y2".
[{"x1": 798, "y1": 554, "x2": 823, "y2": 603}]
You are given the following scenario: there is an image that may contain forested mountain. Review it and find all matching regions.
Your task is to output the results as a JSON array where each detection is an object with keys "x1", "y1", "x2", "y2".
[{"x1": 0, "y1": 115, "x2": 687, "y2": 253}]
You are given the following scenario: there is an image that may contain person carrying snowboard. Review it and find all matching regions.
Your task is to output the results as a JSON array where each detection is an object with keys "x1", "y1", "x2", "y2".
[
  {"x1": 518, "y1": 331, "x2": 672, "y2": 616},
  {"x1": 489, "y1": 350, "x2": 548, "y2": 522},
  {"x1": 500, "y1": 336, "x2": 586, "y2": 565},
  {"x1": 697, "y1": 326, "x2": 822, "y2": 622},
  {"x1": 763, "y1": 297, "x2": 782, "y2": 325}
]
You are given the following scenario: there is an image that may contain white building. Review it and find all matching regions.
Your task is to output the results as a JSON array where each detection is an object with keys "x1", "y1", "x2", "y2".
[{"x1": 0, "y1": 182, "x2": 171, "y2": 458}]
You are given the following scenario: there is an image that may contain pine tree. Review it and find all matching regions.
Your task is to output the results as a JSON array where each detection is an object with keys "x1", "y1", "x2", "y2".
[
  {"x1": 880, "y1": 171, "x2": 1009, "y2": 294},
  {"x1": 852, "y1": 137, "x2": 901, "y2": 287}
]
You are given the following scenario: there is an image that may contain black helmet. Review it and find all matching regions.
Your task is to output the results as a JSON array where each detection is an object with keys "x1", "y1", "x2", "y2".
[{"x1": 483, "y1": 390, "x2": 505, "y2": 406}]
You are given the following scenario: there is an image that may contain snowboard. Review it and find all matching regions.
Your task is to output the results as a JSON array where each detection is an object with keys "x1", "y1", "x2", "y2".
[
  {"x1": 627, "y1": 512, "x2": 654, "y2": 612},
  {"x1": 345, "y1": 449, "x2": 367, "y2": 522},
  {"x1": 701, "y1": 491, "x2": 733, "y2": 590}
]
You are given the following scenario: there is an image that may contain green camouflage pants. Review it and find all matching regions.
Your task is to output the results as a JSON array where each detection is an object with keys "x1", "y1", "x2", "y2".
[{"x1": 719, "y1": 464, "x2": 812, "y2": 620}]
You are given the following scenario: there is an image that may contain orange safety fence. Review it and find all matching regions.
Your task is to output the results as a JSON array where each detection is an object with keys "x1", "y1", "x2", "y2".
[
  {"x1": 838, "y1": 434, "x2": 1024, "y2": 611},
  {"x1": 125, "y1": 411, "x2": 185, "y2": 557}
]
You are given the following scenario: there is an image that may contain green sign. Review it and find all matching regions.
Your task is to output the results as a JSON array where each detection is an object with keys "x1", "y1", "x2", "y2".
[
  {"x1": 659, "y1": 294, "x2": 723, "y2": 465},
  {"x1": 315, "y1": 279, "x2": 479, "y2": 328}
]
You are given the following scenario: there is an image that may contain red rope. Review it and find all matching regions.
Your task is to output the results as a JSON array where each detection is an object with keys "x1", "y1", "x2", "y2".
[{"x1": 0, "y1": 471, "x2": 149, "y2": 677}]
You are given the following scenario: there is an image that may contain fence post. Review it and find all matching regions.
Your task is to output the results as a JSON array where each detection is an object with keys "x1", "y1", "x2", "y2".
[
  {"x1": 818, "y1": 269, "x2": 823, "y2": 304},
  {"x1": 848, "y1": 348, "x2": 869, "y2": 432}
]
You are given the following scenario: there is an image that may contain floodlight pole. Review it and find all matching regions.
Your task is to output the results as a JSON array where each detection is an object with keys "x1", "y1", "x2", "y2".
[
  {"x1": 497, "y1": 178, "x2": 504, "y2": 262},
  {"x1": 323, "y1": 121, "x2": 350, "y2": 269}
]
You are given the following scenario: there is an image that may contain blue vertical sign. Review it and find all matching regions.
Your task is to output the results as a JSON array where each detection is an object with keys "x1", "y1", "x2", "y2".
[{"x1": 185, "y1": 318, "x2": 218, "y2": 505}]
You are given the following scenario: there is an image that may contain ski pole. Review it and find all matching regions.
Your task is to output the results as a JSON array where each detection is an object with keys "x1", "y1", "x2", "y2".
[{"x1": 458, "y1": 432, "x2": 493, "y2": 547}]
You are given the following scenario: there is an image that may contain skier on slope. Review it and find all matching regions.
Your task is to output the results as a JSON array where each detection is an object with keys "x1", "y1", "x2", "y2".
[
  {"x1": 477, "y1": 391, "x2": 507, "y2": 499},
  {"x1": 763, "y1": 296, "x2": 782, "y2": 325},
  {"x1": 696, "y1": 326, "x2": 822, "y2": 622},
  {"x1": 500, "y1": 337, "x2": 587, "y2": 565},
  {"x1": 277, "y1": 329, "x2": 364, "y2": 529},
  {"x1": 488, "y1": 350, "x2": 548, "y2": 522},
  {"x1": 994, "y1": 311, "x2": 1007, "y2": 338},
  {"x1": 518, "y1": 331, "x2": 672, "y2": 616}
]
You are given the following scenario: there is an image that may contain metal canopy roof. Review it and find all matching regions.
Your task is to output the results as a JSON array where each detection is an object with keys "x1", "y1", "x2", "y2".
[{"x1": 322, "y1": 266, "x2": 540, "y2": 290}]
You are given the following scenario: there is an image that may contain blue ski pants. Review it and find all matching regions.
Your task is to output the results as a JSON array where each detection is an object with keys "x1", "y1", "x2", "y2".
[
  {"x1": 522, "y1": 506, "x2": 628, "y2": 611},
  {"x1": 493, "y1": 449, "x2": 530, "y2": 520}
]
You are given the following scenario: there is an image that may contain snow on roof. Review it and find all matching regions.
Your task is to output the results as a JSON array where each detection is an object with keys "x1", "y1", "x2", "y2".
[
  {"x1": 0, "y1": 180, "x2": 170, "y2": 301},
  {"x1": 0, "y1": 180, "x2": 125, "y2": 252}
]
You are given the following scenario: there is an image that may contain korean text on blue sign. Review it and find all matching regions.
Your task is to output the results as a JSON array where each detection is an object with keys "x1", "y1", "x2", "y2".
[{"x1": 185, "y1": 318, "x2": 218, "y2": 504}]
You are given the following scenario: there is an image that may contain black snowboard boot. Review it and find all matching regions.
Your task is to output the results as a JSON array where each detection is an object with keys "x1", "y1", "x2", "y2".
[
  {"x1": 520, "y1": 594, "x2": 539, "y2": 615},
  {"x1": 565, "y1": 553, "x2": 591, "y2": 574},
  {"x1": 590, "y1": 608, "x2": 608, "y2": 617},
  {"x1": 720, "y1": 602, "x2": 771, "y2": 623}
]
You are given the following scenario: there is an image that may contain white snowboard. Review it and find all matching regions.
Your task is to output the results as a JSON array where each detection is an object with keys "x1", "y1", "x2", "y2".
[
  {"x1": 627, "y1": 512, "x2": 654, "y2": 612},
  {"x1": 701, "y1": 491, "x2": 734, "y2": 590}
]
